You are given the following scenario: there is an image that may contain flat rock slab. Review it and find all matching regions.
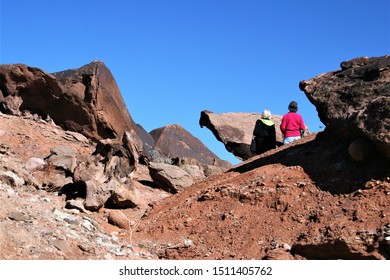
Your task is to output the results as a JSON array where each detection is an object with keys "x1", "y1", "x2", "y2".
[{"x1": 8, "y1": 211, "x2": 32, "y2": 221}]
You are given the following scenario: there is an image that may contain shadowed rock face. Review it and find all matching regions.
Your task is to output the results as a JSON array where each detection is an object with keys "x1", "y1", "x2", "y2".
[
  {"x1": 199, "y1": 110, "x2": 284, "y2": 160},
  {"x1": 299, "y1": 55, "x2": 390, "y2": 159},
  {"x1": 0, "y1": 61, "x2": 143, "y2": 147},
  {"x1": 150, "y1": 124, "x2": 231, "y2": 169},
  {"x1": 0, "y1": 64, "x2": 63, "y2": 115},
  {"x1": 135, "y1": 124, "x2": 155, "y2": 159}
]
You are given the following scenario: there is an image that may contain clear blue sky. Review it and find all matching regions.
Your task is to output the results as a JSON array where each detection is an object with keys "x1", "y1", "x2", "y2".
[{"x1": 1, "y1": 0, "x2": 389, "y2": 164}]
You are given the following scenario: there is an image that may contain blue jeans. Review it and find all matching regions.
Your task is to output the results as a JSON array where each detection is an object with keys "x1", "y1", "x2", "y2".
[{"x1": 283, "y1": 136, "x2": 301, "y2": 145}]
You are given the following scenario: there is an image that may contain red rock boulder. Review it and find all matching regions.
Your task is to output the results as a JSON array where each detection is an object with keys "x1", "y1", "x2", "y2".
[{"x1": 0, "y1": 61, "x2": 143, "y2": 148}]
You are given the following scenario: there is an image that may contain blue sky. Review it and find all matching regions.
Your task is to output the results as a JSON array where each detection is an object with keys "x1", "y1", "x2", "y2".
[{"x1": 1, "y1": 0, "x2": 389, "y2": 164}]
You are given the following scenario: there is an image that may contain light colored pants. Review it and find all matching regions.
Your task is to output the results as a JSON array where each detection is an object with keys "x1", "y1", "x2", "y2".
[{"x1": 283, "y1": 136, "x2": 301, "y2": 145}]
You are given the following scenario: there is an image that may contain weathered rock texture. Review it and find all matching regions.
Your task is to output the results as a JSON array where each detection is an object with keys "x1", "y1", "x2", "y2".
[
  {"x1": 51, "y1": 61, "x2": 142, "y2": 143},
  {"x1": 199, "y1": 111, "x2": 285, "y2": 160},
  {"x1": 299, "y1": 55, "x2": 390, "y2": 159},
  {"x1": 0, "y1": 61, "x2": 143, "y2": 147},
  {"x1": 148, "y1": 162, "x2": 194, "y2": 194},
  {"x1": 72, "y1": 132, "x2": 141, "y2": 211},
  {"x1": 0, "y1": 64, "x2": 62, "y2": 115}
]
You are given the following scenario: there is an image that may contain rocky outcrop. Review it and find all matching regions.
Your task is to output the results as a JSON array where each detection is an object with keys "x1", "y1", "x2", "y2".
[
  {"x1": 0, "y1": 62, "x2": 144, "y2": 148},
  {"x1": 0, "y1": 62, "x2": 233, "y2": 215},
  {"x1": 52, "y1": 61, "x2": 143, "y2": 144},
  {"x1": 299, "y1": 55, "x2": 390, "y2": 159},
  {"x1": 199, "y1": 111, "x2": 285, "y2": 160},
  {"x1": 150, "y1": 124, "x2": 232, "y2": 172},
  {"x1": 0, "y1": 64, "x2": 62, "y2": 115},
  {"x1": 72, "y1": 132, "x2": 141, "y2": 211}
]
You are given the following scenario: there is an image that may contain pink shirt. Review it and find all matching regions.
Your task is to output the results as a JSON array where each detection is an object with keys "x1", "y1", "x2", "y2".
[{"x1": 280, "y1": 112, "x2": 305, "y2": 137}]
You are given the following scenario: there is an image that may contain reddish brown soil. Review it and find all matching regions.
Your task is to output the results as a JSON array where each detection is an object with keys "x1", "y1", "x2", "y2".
[{"x1": 133, "y1": 133, "x2": 390, "y2": 260}]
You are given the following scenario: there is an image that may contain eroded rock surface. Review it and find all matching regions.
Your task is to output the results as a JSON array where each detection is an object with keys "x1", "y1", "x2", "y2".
[
  {"x1": 299, "y1": 55, "x2": 390, "y2": 159},
  {"x1": 148, "y1": 162, "x2": 194, "y2": 194}
]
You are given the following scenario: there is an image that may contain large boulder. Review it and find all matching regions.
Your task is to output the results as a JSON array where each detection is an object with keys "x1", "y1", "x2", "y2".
[
  {"x1": 150, "y1": 124, "x2": 232, "y2": 171},
  {"x1": 299, "y1": 55, "x2": 390, "y2": 159},
  {"x1": 199, "y1": 111, "x2": 284, "y2": 160},
  {"x1": 51, "y1": 61, "x2": 142, "y2": 143},
  {"x1": 148, "y1": 162, "x2": 194, "y2": 194},
  {"x1": 0, "y1": 64, "x2": 62, "y2": 115},
  {"x1": 0, "y1": 62, "x2": 143, "y2": 148}
]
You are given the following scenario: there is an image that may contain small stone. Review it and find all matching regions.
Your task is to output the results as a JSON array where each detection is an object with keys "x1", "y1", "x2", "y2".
[
  {"x1": 65, "y1": 131, "x2": 89, "y2": 143},
  {"x1": 283, "y1": 243, "x2": 291, "y2": 251},
  {"x1": 65, "y1": 209, "x2": 80, "y2": 215},
  {"x1": 50, "y1": 239, "x2": 72, "y2": 253},
  {"x1": 183, "y1": 239, "x2": 193, "y2": 247},
  {"x1": 53, "y1": 208, "x2": 73, "y2": 221},
  {"x1": 348, "y1": 138, "x2": 374, "y2": 163},
  {"x1": 64, "y1": 217, "x2": 79, "y2": 225},
  {"x1": 107, "y1": 210, "x2": 130, "y2": 230},
  {"x1": 111, "y1": 236, "x2": 119, "y2": 243},
  {"x1": 81, "y1": 220, "x2": 95, "y2": 231},
  {"x1": 0, "y1": 170, "x2": 25, "y2": 187},
  {"x1": 114, "y1": 251, "x2": 126, "y2": 256},
  {"x1": 104, "y1": 253, "x2": 114, "y2": 260},
  {"x1": 65, "y1": 200, "x2": 86, "y2": 213},
  {"x1": 25, "y1": 157, "x2": 46, "y2": 171},
  {"x1": 78, "y1": 243, "x2": 95, "y2": 253},
  {"x1": 8, "y1": 211, "x2": 31, "y2": 221}
]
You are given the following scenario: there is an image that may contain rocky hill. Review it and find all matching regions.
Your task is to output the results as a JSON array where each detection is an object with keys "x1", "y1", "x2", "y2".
[
  {"x1": 135, "y1": 132, "x2": 390, "y2": 259},
  {"x1": 0, "y1": 55, "x2": 389, "y2": 260}
]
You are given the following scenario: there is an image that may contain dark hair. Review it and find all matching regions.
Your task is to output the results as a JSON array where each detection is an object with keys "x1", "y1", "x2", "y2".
[{"x1": 288, "y1": 101, "x2": 298, "y2": 112}]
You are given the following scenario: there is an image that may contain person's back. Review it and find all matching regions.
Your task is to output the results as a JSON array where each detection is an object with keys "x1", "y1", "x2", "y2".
[
  {"x1": 280, "y1": 101, "x2": 305, "y2": 145},
  {"x1": 252, "y1": 109, "x2": 276, "y2": 154}
]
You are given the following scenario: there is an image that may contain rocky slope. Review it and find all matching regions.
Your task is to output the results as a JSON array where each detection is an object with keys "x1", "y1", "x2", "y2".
[
  {"x1": 1, "y1": 113, "x2": 388, "y2": 260},
  {"x1": 134, "y1": 132, "x2": 390, "y2": 260},
  {"x1": 0, "y1": 112, "x2": 160, "y2": 259},
  {"x1": 0, "y1": 55, "x2": 389, "y2": 260}
]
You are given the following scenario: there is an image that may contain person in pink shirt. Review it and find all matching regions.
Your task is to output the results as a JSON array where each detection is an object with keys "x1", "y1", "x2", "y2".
[{"x1": 280, "y1": 101, "x2": 306, "y2": 145}]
